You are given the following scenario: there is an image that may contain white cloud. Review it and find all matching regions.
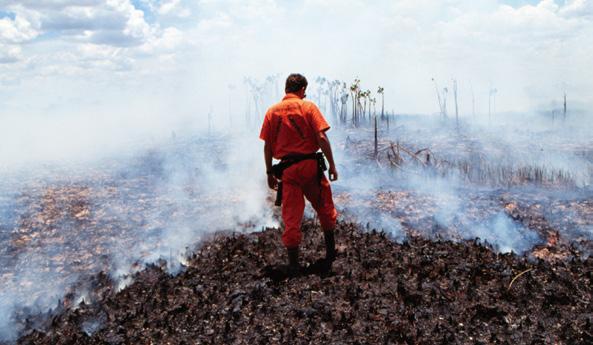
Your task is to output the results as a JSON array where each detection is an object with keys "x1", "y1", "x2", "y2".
[
  {"x1": 0, "y1": 0, "x2": 592, "y2": 117},
  {"x1": 0, "y1": 43, "x2": 20, "y2": 63},
  {"x1": 158, "y1": 0, "x2": 191, "y2": 17},
  {"x1": 121, "y1": 2, "x2": 152, "y2": 40},
  {"x1": 560, "y1": 0, "x2": 593, "y2": 17},
  {"x1": 196, "y1": 0, "x2": 283, "y2": 23},
  {"x1": 1, "y1": 0, "x2": 155, "y2": 47},
  {"x1": 0, "y1": 7, "x2": 40, "y2": 43},
  {"x1": 0, "y1": 1, "x2": 104, "y2": 10},
  {"x1": 139, "y1": 26, "x2": 183, "y2": 53}
]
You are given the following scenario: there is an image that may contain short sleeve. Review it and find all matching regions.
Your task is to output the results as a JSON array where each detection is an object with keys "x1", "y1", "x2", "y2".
[
  {"x1": 259, "y1": 111, "x2": 271, "y2": 141},
  {"x1": 307, "y1": 102, "x2": 330, "y2": 133}
]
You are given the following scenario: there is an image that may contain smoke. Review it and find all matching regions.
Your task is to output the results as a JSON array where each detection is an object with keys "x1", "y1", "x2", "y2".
[
  {"x1": 106, "y1": 132, "x2": 278, "y2": 285},
  {"x1": 326, "y1": 97, "x2": 591, "y2": 254},
  {"x1": 1, "y1": 0, "x2": 593, "y2": 341},
  {"x1": 81, "y1": 318, "x2": 103, "y2": 337},
  {"x1": 1, "y1": 74, "x2": 592, "y2": 341},
  {"x1": 0, "y1": 126, "x2": 280, "y2": 341},
  {"x1": 467, "y1": 212, "x2": 541, "y2": 254},
  {"x1": 0, "y1": 297, "x2": 12, "y2": 341},
  {"x1": 334, "y1": 158, "x2": 546, "y2": 254},
  {"x1": 0, "y1": 252, "x2": 79, "y2": 341}
]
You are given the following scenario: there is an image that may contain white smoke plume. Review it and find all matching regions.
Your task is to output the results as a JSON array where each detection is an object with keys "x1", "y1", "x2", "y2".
[{"x1": 1, "y1": 0, "x2": 593, "y2": 342}]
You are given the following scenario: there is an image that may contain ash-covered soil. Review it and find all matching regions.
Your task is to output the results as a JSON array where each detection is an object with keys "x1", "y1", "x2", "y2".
[{"x1": 17, "y1": 221, "x2": 593, "y2": 345}]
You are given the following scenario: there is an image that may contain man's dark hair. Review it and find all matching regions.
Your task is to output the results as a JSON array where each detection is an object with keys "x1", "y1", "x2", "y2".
[{"x1": 285, "y1": 73, "x2": 308, "y2": 93}]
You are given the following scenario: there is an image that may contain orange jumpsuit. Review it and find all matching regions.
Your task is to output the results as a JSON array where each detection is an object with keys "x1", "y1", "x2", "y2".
[{"x1": 260, "y1": 94, "x2": 338, "y2": 249}]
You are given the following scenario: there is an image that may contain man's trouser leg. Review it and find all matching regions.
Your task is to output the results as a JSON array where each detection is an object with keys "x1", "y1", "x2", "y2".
[
  {"x1": 303, "y1": 166, "x2": 338, "y2": 262},
  {"x1": 281, "y1": 160, "x2": 319, "y2": 249},
  {"x1": 303, "y1": 175, "x2": 338, "y2": 233},
  {"x1": 282, "y1": 160, "x2": 338, "y2": 259},
  {"x1": 281, "y1": 179, "x2": 305, "y2": 250}
]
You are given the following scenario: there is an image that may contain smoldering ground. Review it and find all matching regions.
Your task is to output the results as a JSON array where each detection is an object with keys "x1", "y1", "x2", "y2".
[
  {"x1": 330, "y1": 102, "x2": 593, "y2": 254},
  {"x1": 0, "y1": 128, "x2": 276, "y2": 341},
  {"x1": 0, "y1": 79, "x2": 592, "y2": 342},
  {"x1": 1, "y1": 0, "x2": 592, "y2": 342}
]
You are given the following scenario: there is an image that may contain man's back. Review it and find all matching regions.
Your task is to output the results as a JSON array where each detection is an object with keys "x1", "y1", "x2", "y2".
[{"x1": 260, "y1": 94, "x2": 330, "y2": 160}]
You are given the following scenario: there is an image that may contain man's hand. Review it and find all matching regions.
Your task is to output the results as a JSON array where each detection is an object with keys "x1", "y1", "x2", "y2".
[
  {"x1": 328, "y1": 165, "x2": 338, "y2": 181},
  {"x1": 316, "y1": 131, "x2": 338, "y2": 182},
  {"x1": 267, "y1": 174, "x2": 278, "y2": 190}
]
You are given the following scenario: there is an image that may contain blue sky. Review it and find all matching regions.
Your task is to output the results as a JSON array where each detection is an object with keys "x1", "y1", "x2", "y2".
[
  {"x1": 0, "y1": 10, "x2": 14, "y2": 20},
  {"x1": 130, "y1": 0, "x2": 156, "y2": 23}
]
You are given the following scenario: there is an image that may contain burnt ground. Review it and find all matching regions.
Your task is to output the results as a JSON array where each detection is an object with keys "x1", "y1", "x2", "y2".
[{"x1": 16, "y1": 220, "x2": 593, "y2": 345}]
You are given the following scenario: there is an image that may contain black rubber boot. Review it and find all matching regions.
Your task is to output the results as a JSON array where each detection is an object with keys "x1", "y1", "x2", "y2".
[
  {"x1": 305, "y1": 231, "x2": 336, "y2": 276},
  {"x1": 324, "y1": 230, "x2": 336, "y2": 262},
  {"x1": 287, "y1": 247, "x2": 299, "y2": 266},
  {"x1": 261, "y1": 248, "x2": 300, "y2": 282},
  {"x1": 287, "y1": 247, "x2": 301, "y2": 276}
]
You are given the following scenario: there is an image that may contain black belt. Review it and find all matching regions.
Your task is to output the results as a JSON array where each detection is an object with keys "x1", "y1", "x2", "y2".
[{"x1": 271, "y1": 152, "x2": 327, "y2": 206}]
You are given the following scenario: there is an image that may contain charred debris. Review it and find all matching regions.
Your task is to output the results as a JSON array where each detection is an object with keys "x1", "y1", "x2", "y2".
[
  {"x1": 2, "y1": 76, "x2": 593, "y2": 343},
  {"x1": 15, "y1": 221, "x2": 593, "y2": 344}
]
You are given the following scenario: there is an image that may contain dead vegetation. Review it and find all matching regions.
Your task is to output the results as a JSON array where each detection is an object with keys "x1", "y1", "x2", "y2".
[
  {"x1": 0, "y1": 116, "x2": 591, "y2": 343},
  {"x1": 344, "y1": 135, "x2": 581, "y2": 188},
  {"x1": 15, "y1": 221, "x2": 593, "y2": 344}
]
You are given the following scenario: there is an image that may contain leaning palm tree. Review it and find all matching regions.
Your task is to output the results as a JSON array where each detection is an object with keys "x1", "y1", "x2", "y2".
[{"x1": 432, "y1": 78, "x2": 447, "y2": 118}]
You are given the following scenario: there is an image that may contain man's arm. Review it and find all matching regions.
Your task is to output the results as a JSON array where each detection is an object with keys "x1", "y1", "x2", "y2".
[
  {"x1": 264, "y1": 141, "x2": 278, "y2": 189},
  {"x1": 316, "y1": 131, "x2": 338, "y2": 181},
  {"x1": 306, "y1": 102, "x2": 337, "y2": 181}
]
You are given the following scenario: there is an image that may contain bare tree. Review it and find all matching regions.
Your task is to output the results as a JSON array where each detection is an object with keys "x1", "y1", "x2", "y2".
[
  {"x1": 442, "y1": 87, "x2": 448, "y2": 118},
  {"x1": 488, "y1": 87, "x2": 497, "y2": 121},
  {"x1": 340, "y1": 83, "x2": 349, "y2": 125},
  {"x1": 470, "y1": 81, "x2": 476, "y2": 118},
  {"x1": 228, "y1": 84, "x2": 235, "y2": 127},
  {"x1": 453, "y1": 79, "x2": 459, "y2": 128},
  {"x1": 372, "y1": 97, "x2": 378, "y2": 159},
  {"x1": 432, "y1": 78, "x2": 448, "y2": 118},
  {"x1": 563, "y1": 91, "x2": 567, "y2": 119},
  {"x1": 315, "y1": 76, "x2": 327, "y2": 112},
  {"x1": 327, "y1": 80, "x2": 341, "y2": 124},
  {"x1": 377, "y1": 86, "x2": 385, "y2": 120}
]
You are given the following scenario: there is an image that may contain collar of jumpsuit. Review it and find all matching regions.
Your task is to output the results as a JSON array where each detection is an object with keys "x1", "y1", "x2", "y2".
[{"x1": 282, "y1": 93, "x2": 302, "y2": 101}]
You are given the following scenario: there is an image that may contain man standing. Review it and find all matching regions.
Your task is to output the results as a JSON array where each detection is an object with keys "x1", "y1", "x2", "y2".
[{"x1": 260, "y1": 73, "x2": 338, "y2": 274}]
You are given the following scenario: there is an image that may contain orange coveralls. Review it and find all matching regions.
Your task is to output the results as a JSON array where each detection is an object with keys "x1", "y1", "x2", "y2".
[{"x1": 260, "y1": 94, "x2": 338, "y2": 249}]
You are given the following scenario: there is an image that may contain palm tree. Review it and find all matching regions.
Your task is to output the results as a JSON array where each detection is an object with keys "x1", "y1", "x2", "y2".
[
  {"x1": 350, "y1": 78, "x2": 361, "y2": 126},
  {"x1": 377, "y1": 86, "x2": 385, "y2": 120}
]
